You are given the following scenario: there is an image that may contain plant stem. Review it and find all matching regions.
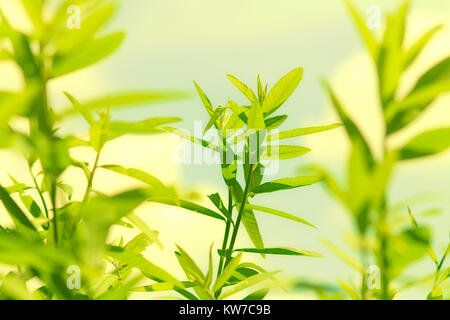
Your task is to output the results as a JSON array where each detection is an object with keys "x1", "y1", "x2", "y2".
[
  {"x1": 217, "y1": 188, "x2": 233, "y2": 277},
  {"x1": 50, "y1": 179, "x2": 58, "y2": 244},
  {"x1": 224, "y1": 163, "x2": 254, "y2": 267},
  {"x1": 29, "y1": 166, "x2": 50, "y2": 219},
  {"x1": 360, "y1": 242, "x2": 369, "y2": 300},
  {"x1": 378, "y1": 135, "x2": 390, "y2": 299},
  {"x1": 82, "y1": 149, "x2": 102, "y2": 203}
]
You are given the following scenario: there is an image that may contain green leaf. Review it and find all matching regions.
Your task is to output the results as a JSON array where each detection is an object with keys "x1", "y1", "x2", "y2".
[
  {"x1": 408, "y1": 208, "x2": 439, "y2": 264},
  {"x1": 262, "y1": 68, "x2": 303, "y2": 116},
  {"x1": 377, "y1": 2, "x2": 410, "y2": 107},
  {"x1": 387, "y1": 227, "x2": 430, "y2": 278},
  {"x1": 223, "y1": 105, "x2": 247, "y2": 136},
  {"x1": 101, "y1": 165, "x2": 166, "y2": 188},
  {"x1": 252, "y1": 175, "x2": 321, "y2": 194},
  {"x1": 61, "y1": 92, "x2": 186, "y2": 117},
  {"x1": 261, "y1": 145, "x2": 311, "y2": 160},
  {"x1": 243, "y1": 288, "x2": 269, "y2": 300},
  {"x1": 213, "y1": 253, "x2": 242, "y2": 292},
  {"x1": 264, "y1": 115, "x2": 287, "y2": 129},
  {"x1": 63, "y1": 91, "x2": 95, "y2": 124},
  {"x1": 257, "y1": 74, "x2": 267, "y2": 103},
  {"x1": 0, "y1": 229, "x2": 73, "y2": 272},
  {"x1": 219, "y1": 271, "x2": 280, "y2": 300},
  {"x1": 234, "y1": 248, "x2": 323, "y2": 257},
  {"x1": 266, "y1": 123, "x2": 342, "y2": 141},
  {"x1": 337, "y1": 279, "x2": 361, "y2": 300},
  {"x1": 321, "y1": 239, "x2": 364, "y2": 272},
  {"x1": 309, "y1": 167, "x2": 348, "y2": 206},
  {"x1": 97, "y1": 276, "x2": 142, "y2": 300},
  {"x1": 194, "y1": 81, "x2": 215, "y2": 117},
  {"x1": 204, "y1": 107, "x2": 226, "y2": 134},
  {"x1": 204, "y1": 244, "x2": 214, "y2": 289},
  {"x1": 127, "y1": 213, "x2": 162, "y2": 249},
  {"x1": 79, "y1": 189, "x2": 150, "y2": 264},
  {"x1": 20, "y1": 194, "x2": 42, "y2": 218},
  {"x1": 427, "y1": 287, "x2": 443, "y2": 300},
  {"x1": 247, "y1": 102, "x2": 266, "y2": 130},
  {"x1": 162, "y1": 127, "x2": 218, "y2": 152},
  {"x1": 125, "y1": 233, "x2": 155, "y2": 254},
  {"x1": 134, "y1": 281, "x2": 195, "y2": 293},
  {"x1": 344, "y1": 0, "x2": 379, "y2": 61},
  {"x1": 0, "y1": 272, "x2": 36, "y2": 300},
  {"x1": 230, "y1": 181, "x2": 264, "y2": 251},
  {"x1": 399, "y1": 127, "x2": 450, "y2": 160},
  {"x1": 386, "y1": 56, "x2": 450, "y2": 134},
  {"x1": 175, "y1": 245, "x2": 205, "y2": 284},
  {"x1": 20, "y1": 0, "x2": 44, "y2": 34},
  {"x1": 0, "y1": 186, "x2": 38, "y2": 238},
  {"x1": 248, "y1": 204, "x2": 316, "y2": 228},
  {"x1": 0, "y1": 50, "x2": 13, "y2": 61},
  {"x1": 149, "y1": 198, "x2": 225, "y2": 221},
  {"x1": 0, "y1": 86, "x2": 38, "y2": 126},
  {"x1": 208, "y1": 193, "x2": 232, "y2": 221},
  {"x1": 226, "y1": 74, "x2": 258, "y2": 103},
  {"x1": 56, "y1": 4, "x2": 117, "y2": 54},
  {"x1": 106, "y1": 117, "x2": 182, "y2": 141},
  {"x1": 385, "y1": 80, "x2": 450, "y2": 127},
  {"x1": 108, "y1": 246, "x2": 183, "y2": 287},
  {"x1": 322, "y1": 80, "x2": 375, "y2": 168},
  {"x1": 403, "y1": 25, "x2": 442, "y2": 70},
  {"x1": 58, "y1": 183, "x2": 73, "y2": 201},
  {"x1": 52, "y1": 32, "x2": 125, "y2": 78},
  {"x1": 242, "y1": 208, "x2": 265, "y2": 252}
]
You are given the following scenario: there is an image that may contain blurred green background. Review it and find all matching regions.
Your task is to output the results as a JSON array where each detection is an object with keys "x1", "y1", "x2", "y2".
[{"x1": 0, "y1": 0, "x2": 449, "y2": 299}]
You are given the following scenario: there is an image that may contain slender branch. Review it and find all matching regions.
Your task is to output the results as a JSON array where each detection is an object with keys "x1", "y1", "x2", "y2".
[
  {"x1": 82, "y1": 149, "x2": 102, "y2": 204},
  {"x1": 50, "y1": 179, "x2": 58, "y2": 244},
  {"x1": 217, "y1": 188, "x2": 233, "y2": 277},
  {"x1": 224, "y1": 163, "x2": 254, "y2": 267},
  {"x1": 378, "y1": 135, "x2": 390, "y2": 299},
  {"x1": 29, "y1": 165, "x2": 50, "y2": 219},
  {"x1": 360, "y1": 242, "x2": 369, "y2": 300}
]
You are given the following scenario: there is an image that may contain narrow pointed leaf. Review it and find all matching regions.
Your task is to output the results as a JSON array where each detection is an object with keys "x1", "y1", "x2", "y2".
[
  {"x1": 344, "y1": 0, "x2": 378, "y2": 61},
  {"x1": 234, "y1": 248, "x2": 323, "y2": 257},
  {"x1": 101, "y1": 165, "x2": 166, "y2": 188},
  {"x1": 194, "y1": 81, "x2": 215, "y2": 116},
  {"x1": 266, "y1": 123, "x2": 342, "y2": 141},
  {"x1": 403, "y1": 25, "x2": 442, "y2": 70},
  {"x1": 219, "y1": 271, "x2": 280, "y2": 300},
  {"x1": 108, "y1": 246, "x2": 183, "y2": 287},
  {"x1": 227, "y1": 74, "x2": 258, "y2": 103},
  {"x1": 52, "y1": 32, "x2": 125, "y2": 78},
  {"x1": 213, "y1": 253, "x2": 242, "y2": 292},
  {"x1": 261, "y1": 145, "x2": 311, "y2": 160},
  {"x1": 248, "y1": 204, "x2": 316, "y2": 228},
  {"x1": 262, "y1": 68, "x2": 303, "y2": 116},
  {"x1": 399, "y1": 127, "x2": 450, "y2": 160},
  {"x1": 252, "y1": 175, "x2": 322, "y2": 194}
]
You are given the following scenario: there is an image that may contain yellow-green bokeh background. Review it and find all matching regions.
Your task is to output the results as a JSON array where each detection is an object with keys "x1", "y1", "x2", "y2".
[{"x1": 0, "y1": 0, "x2": 449, "y2": 299}]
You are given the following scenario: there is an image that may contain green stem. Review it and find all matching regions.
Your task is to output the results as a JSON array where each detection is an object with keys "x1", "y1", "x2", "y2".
[
  {"x1": 217, "y1": 188, "x2": 233, "y2": 277},
  {"x1": 82, "y1": 149, "x2": 102, "y2": 203},
  {"x1": 378, "y1": 135, "x2": 390, "y2": 299},
  {"x1": 50, "y1": 179, "x2": 58, "y2": 244},
  {"x1": 29, "y1": 166, "x2": 50, "y2": 219},
  {"x1": 224, "y1": 163, "x2": 254, "y2": 267},
  {"x1": 360, "y1": 241, "x2": 369, "y2": 300}
]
